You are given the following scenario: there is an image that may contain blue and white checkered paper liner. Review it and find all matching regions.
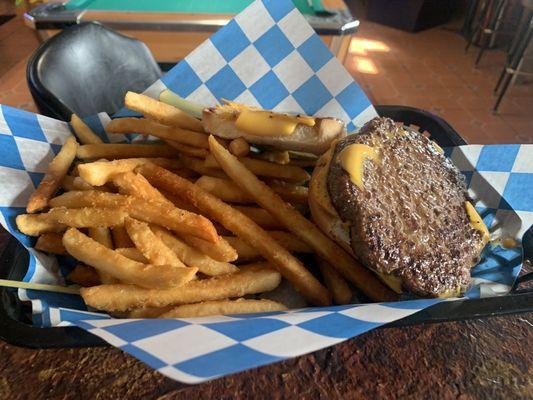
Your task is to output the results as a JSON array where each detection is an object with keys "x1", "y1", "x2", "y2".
[
  {"x1": 128, "y1": 0, "x2": 377, "y2": 131},
  {"x1": 0, "y1": 0, "x2": 531, "y2": 383}
]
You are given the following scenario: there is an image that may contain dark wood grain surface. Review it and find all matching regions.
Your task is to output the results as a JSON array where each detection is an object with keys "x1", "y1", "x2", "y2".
[
  {"x1": 0, "y1": 313, "x2": 531, "y2": 400},
  {"x1": 0, "y1": 233, "x2": 532, "y2": 400}
]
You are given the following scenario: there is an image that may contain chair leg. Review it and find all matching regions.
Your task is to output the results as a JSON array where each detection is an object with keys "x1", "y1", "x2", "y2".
[
  {"x1": 489, "y1": 0, "x2": 508, "y2": 47},
  {"x1": 509, "y1": 58, "x2": 524, "y2": 88},
  {"x1": 465, "y1": 25, "x2": 480, "y2": 52},
  {"x1": 476, "y1": 0, "x2": 508, "y2": 66},
  {"x1": 493, "y1": 25, "x2": 531, "y2": 112},
  {"x1": 475, "y1": 31, "x2": 488, "y2": 67},
  {"x1": 465, "y1": 0, "x2": 489, "y2": 52},
  {"x1": 465, "y1": 0, "x2": 494, "y2": 53},
  {"x1": 462, "y1": 0, "x2": 481, "y2": 36},
  {"x1": 493, "y1": 72, "x2": 512, "y2": 112},
  {"x1": 494, "y1": 66, "x2": 507, "y2": 93}
]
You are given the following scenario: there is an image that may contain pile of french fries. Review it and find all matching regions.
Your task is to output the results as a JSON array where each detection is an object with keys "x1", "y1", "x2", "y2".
[{"x1": 16, "y1": 92, "x2": 396, "y2": 319}]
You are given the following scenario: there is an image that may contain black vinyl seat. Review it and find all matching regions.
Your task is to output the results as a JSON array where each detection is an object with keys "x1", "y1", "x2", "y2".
[{"x1": 27, "y1": 22, "x2": 162, "y2": 121}]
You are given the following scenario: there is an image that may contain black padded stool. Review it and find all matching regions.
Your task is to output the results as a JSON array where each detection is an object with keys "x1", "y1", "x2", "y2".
[
  {"x1": 493, "y1": 0, "x2": 533, "y2": 112},
  {"x1": 27, "y1": 22, "x2": 162, "y2": 121}
]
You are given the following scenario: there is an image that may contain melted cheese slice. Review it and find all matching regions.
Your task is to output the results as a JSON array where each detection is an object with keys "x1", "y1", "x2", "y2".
[
  {"x1": 339, "y1": 144, "x2": 380, "y2": 190},
  {"x1": 432, "y1": 141, "x2": 444, "y2": 154},
  {"x1": 465, "y1": 201, "x2": 490, "y2": 245},
  {"x1": 437, "y1": 286, "x2": 462, "y2": 298},
  {"x1": 235, "y1": 109, "x2": 315, "y2": 137},
  {"x1": 502, "y1": 237, "x2": 518, "y2": 248}
]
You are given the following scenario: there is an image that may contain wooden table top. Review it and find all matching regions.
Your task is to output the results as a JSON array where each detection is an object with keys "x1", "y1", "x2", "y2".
[{"x1": 0, "y1": 231, "x2": 531, "y2": 399}]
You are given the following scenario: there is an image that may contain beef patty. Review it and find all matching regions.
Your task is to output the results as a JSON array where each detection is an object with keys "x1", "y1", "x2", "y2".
[{"x1": 327, "y1": 117, "x2": 486, "y2": 297}]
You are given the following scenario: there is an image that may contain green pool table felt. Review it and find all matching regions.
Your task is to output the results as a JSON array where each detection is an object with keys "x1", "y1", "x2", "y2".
[{"x1": 65, "y1": 0, "x2": 326, "y2": 15}]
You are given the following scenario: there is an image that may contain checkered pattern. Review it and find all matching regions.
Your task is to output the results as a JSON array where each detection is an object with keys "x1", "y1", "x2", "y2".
[
  {"x1": 447, "y1": 145, "x2": 531, "y2": 297},
  {"x1": 0, "y1": 0, "x2": 531, "y2": 384},
  {"x1": 139, "y1": 0, "x2": 377, "y2": 132},
  {"x1": 53, "y1": 299, "x2": 440, "y2": 383},
  {"x1": 0, "y1": 104, "x2": 530, "y2": 382}
]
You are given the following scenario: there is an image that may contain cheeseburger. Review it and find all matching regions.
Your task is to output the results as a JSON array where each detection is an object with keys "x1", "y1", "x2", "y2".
[{"x1": 309, "y1": 117, "x2": 489, "y2": 297}]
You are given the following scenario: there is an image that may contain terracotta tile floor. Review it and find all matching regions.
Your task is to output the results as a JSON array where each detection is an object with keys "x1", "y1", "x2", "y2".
[
  {"x1": 346, "y1": 20, "x2": 533, "y2": 144},
  {"x1": 0, "y1": 8, "x2": 39, "y2": 114},
  {"x1": 0, "y1": 10, "x2": 532, "y2": 144}
]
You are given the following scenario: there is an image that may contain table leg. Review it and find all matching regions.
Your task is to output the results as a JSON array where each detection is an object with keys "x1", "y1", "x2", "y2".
[
  {"x1": 33, "y1": 29, "x2": 51, "y2": 44},
  {"x1": 329, "y1": 34, "x2": 351, "y2": 64}
]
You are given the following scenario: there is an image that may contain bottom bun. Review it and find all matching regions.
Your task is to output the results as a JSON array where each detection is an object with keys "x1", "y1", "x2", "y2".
[{"x1": 308, "y1": 147, "x2": 354, "y2": 256}]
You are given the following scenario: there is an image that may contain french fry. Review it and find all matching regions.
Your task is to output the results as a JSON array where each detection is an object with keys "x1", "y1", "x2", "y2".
[
  {"x1": 180, "y1": 155, "x2": 228, "y2": 179},
  {"x1": 67, "y1": 265, "x2": 101, "y2": 287},
  {"x1": 17, "y1": 207, "x2": 125, "y2": 234},
  {"x1": 125, "y1": 91, "x2": 204, "y2": 132},
  {"x1": 196, "y1": 176, "x2": 253, "y2": 203},
  {"x1": 180, "y1": 235, "x2": 238, "y2": 263},
  {"x1": 266, "y1": 180, "x2": 308, "y2": 204},
  {"x1": 77, "y1": 144, "x2": 179, "y2": 160},
  {"x1": 80, "y1": 262, "x2": 282, "y2": 312},
  {"x1": 124, "y1": 217, "x2": 188, "y2": 268},
  {"x1": 160, "y1": 298, "x2": 287, "y2": 318},
  {"x1": 208, "y1": 135, "x2": 397, "y2": 302},
  {"x1": 317, "y1": 258, "x2": 352, "y2": 305},
  {"x1": 222, "y1": 237, "x2": 260, "y2": 261},
  {"x1": 224, "y1": 231, "x2": 312, "y2": 261},
  {"x1": 204, "y1": 154, "x2": 310, "y2": 183},
  {"x1": 61, "y1": 175, "x2": 93, "y2": 191},
  {"x1": 167, "y1": 168, "x2": 199, "y2": 181},
  {"x1": 88, "y1": 227, "x2": 113, "y2": 248},
  {"x1": 254, "y1": 150, "x2": 290, "y2": 165},
  {"x1": 287, "y1": 151, "x2": 318, "y2": 167},
  {"x1": 152, "y1": 226, "x2": 238, "y2": 276},
  {"x1": 115, "y1": 247, "x2": 149, "y2": 263},
  {"x1": 49, "y1": 191, "x2": 219, "y2": 242},
  {"x1": 112, "y1": 172, "x2": 173, "y2": 207},
  {"x1": 46, "y1": 207, "x2": 127, "y2": 228},
  {"x1": 159, "y1": 190, "x2": 200, "y2": 213},
  {"x1": 70, "y1": 114, "x2": 102, "y2": 144},
  {"x1": 16, "y1": 214, "x2": 66, "y2": 236},
  {"x1": 138, "y1": 163, "x2": 330, "y2": 306},
  {"x1": 50, "y1": 191, "x2": 129, "y2": 208},
  {"x1": 78, "y1": 158, "x2": 182, "y2": 186},
  {"x1": 165, "y1": 140, "x2": 210, "y2": 158},
  {"x1": 203, "y1": 153, "x2": 250, "y2": 169},
  {"x1": 35, "y1": 233, "x2": 67, "y2": 255},
  {"x1": 195, "y1": 176, "x2": 308, "y2": 205},
  {"x1": 70, "y1": 162, "x2": 80, "y2": 177},
  {"x1": 63, "y1": 228, "x2": 197, "y2": 289},
  {"x1": 26, "y1": 136, "x2": 78, "y2": 213},
  {"x1": 233, "y1": 206, "x2": 284, "y2": 230},
  {"x1": 111, "y1": 226, "x2": 134, "y2": 248},
  {"x1": 288, "y1": 150, "x2": 319, "y2": 160},
  {"x1": 127, "y1": 201, "x2": 218, "y2": 243},
  {"x1": 127, "y1": 305, "x2": 174, "y2": 319},
  {"x1": 89, "y1": 227, "x2": 116, "y2": 284},
  {"x1": 228, "y1": 138, "x2": 250, "y2": 157},
  {"x1": 269, "y1": 230, "x2": 314, "y2": 249},
  {"x1": 105, "y1": 118, "x2": 209, "y2": 149}
]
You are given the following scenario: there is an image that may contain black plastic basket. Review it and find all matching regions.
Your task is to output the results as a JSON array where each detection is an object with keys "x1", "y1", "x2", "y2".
[{"x1": 1, "y1": 106, "x2": 531, "y2": 348}]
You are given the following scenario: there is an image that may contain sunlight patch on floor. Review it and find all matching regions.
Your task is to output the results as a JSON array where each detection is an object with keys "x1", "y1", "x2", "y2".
[{"x1": 349, "y1": 38, "x2": 390, "y2": 56}]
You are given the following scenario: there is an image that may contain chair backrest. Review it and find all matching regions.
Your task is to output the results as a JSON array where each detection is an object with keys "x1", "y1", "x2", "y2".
[{"x1": 27, "y1": 22, "x2": 162, "y2": 121}]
